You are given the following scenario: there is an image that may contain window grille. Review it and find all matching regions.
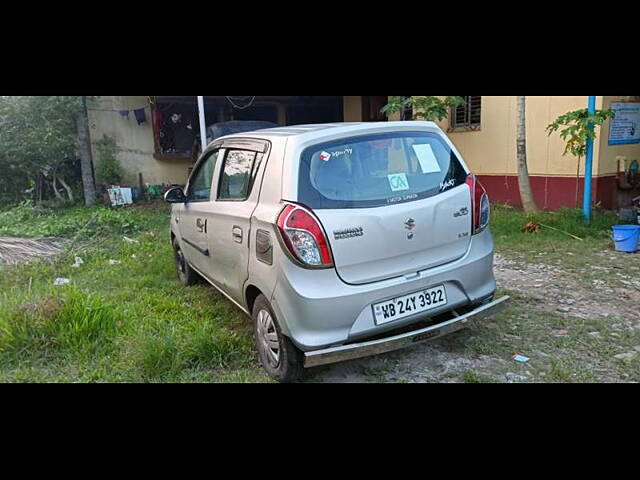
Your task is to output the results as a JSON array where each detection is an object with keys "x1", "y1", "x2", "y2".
[{"x1": 451, "y1": 96, "x2": 481, "y2": 129}]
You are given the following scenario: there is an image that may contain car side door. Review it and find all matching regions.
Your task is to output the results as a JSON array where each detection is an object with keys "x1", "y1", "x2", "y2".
[
  {"x1": 207, "y1": 142, "x2": 269, "y2": 305},
  {"x1": 177, "y1": 149, "x2": 220, "y2": 278}
]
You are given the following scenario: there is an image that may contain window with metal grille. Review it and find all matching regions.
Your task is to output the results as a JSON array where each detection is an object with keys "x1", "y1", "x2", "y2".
[{"x1": 451, "y1": 96, "x2": 482, "y2": 129}]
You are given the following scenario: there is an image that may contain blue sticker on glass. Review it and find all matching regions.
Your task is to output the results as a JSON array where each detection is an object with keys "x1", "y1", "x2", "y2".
[{"x1": 388, "y1": 173, "x2": 410, "y2": 192}]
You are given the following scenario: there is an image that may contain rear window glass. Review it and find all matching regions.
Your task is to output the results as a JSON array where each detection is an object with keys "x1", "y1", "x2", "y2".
[{"x1": 298, "y1": 132, "x2": 468, "y2": 209}]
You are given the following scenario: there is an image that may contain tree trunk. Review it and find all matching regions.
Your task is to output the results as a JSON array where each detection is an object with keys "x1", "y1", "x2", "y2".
[
  {"x1": 52, "y1": 175, "x2": 65, "y2": 201},
  {"x1": 37, "y1": 171, "x2": 44, "y2": 203},
  {"x1": 77, "y1": 96, "x2": 96, "y2": 206},
  {"x1": 56, "y1": 175, "x2": 74, "y2": 202},
  {"x1": 516, "y1": 96, "x2": 539, "y2": 213}
]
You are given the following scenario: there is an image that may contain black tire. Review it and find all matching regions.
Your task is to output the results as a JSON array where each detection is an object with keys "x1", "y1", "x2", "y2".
[
  {"x1": 172, "y1": 238, "x2": 199, "y2": 286},
  {"x1": 252, "y1": 294, "x2": 304, "y2": 383}
]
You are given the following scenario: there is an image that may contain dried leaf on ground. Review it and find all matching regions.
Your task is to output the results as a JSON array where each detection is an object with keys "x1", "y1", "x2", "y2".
[{"x1": 522, "y1": 222, "x2": 542, "y2": 234}]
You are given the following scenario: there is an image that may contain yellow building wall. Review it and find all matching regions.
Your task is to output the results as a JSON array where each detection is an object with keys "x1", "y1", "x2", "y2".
[
  {"x1": 87, "y1": 96, "x2": 193, "y2": 187},
  {"x1": 343, "y1": 96, "x2": 363, "y2": 122},
  {"x1": 597, "y1": 96, "x2": 640, "y2": 176},
  {"x1": 433, "y1": 96, "x2": 603, "y2": 178}
]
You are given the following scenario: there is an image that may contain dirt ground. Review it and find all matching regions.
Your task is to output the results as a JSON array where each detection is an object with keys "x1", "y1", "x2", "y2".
[{"x1": 304, "y1": 252, "x2": 640, "y2": 383}]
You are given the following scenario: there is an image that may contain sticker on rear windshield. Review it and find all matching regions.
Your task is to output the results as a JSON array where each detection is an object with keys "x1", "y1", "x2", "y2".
[
  {"x1": 387, "y1": 193, "x2": 418, "y2": 204},
  {"x1": 440, "y1": 179, "x2": 456, "y2": 191},
  {"x1": 319, "y1": 151, "x2": 331, "y2": 162},
  {"x1": 412, "y1": 144, "x2": 441, "y2": 174},
  {"x1": 388, "y1": 173, "x2": 410, "y2": 192},
  {"x1": 319, "y1": 148, "x2": 353, "y2": 162}
]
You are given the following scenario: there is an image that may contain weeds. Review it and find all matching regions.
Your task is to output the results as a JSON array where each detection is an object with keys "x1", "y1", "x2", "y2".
[
  {"x1": 135, "y1": 330, "x2": 182, "y2": 379},
  {"x1": 0, "y1": 201, "x2": 271, "y2": 383},
  {"x1": 0, "y1": 287, "x2": 121, "y2": 362},
  {"x1": 0, "y1": 200, "x2": 165, "y2": 239},
  {"x1": 492, "y1": 205, "x2": 618, "y2": 244},
  {"x1": 490, "y1": 205, "x2": 621, "y2": 269}
]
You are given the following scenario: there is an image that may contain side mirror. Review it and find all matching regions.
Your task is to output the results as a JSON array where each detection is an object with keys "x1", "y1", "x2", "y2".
[{"x1": 164, "y1": 187, "x2": 187, "y2": 204}]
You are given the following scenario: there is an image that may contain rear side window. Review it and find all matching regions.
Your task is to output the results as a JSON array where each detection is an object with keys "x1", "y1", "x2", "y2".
[
  {"x1": 218, "y1": 149, "x2": 258, "y2": 201},
  {"x1": 298, "y1": 132, "x2": 468, "y2": 209}
]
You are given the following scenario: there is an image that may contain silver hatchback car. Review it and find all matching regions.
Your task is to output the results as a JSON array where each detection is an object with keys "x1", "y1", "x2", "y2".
[{"x1": 165, "y1": 122, "x2": 509, "y2": 382}]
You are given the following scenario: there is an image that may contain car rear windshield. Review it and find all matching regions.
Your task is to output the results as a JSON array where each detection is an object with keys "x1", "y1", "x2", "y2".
[{"x1": 298, "y1": 131, "x2": 468, "y2": 209}]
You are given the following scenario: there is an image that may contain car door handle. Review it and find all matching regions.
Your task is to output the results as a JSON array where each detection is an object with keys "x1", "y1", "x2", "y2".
[{"x1": 232, "y1": 226, "x2": 243, "y2": 243}]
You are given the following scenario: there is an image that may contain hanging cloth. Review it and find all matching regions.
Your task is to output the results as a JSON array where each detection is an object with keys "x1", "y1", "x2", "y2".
[
  {"x1": 134, "y1": 108, "x2": 147, "y2": 125},
  {"x1": 118, "y1": 110, "x2": 130, "y2": 119}
]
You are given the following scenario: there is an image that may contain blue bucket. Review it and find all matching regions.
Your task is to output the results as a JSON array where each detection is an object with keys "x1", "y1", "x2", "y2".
[{"x1": 611, "y1": 225, "x2": 640, "y2": 253}]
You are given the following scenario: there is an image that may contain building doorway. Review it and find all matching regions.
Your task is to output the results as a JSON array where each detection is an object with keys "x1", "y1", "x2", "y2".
[
  {"x1": 151, "y1": 96, "x2": 346, "y2": 160},
  {"x1": 362, "y1": 96, "x2": 389, "y2": 122},
  {"x1": 285, "y1": 96, "x2": 343, "y2": 125}
]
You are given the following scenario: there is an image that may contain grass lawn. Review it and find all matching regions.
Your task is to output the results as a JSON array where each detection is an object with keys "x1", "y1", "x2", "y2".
[
  {"x1": 0, "y1": 202, "x2": 271, "y2": 383},
  {"x1": 0, "y1": 201, "x2": 637, "y2": 383}
]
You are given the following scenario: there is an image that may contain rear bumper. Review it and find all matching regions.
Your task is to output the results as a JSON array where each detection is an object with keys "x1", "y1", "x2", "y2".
[
  {"x1": 271, "y1": 228, "x2": 497, "y2": 350},
  {"x1": 304, "y1": 295, "x2": 510, "y2": 368}
]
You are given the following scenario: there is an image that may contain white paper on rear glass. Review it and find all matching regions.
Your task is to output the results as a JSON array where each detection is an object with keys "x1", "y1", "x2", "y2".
[{"x1": 412, "y1": 144, "x2": 441, "y2": 174}]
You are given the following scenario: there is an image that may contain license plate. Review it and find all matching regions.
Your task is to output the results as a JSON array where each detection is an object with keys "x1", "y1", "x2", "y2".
[{"x1": 373, "y1": 285, "x2": 448, "y2": 325}]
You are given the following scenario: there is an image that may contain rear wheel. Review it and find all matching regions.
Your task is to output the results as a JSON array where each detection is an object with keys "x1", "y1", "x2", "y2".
[
  {"x1": 172, "y1": 238, "x2": 199, "y2": 286},
  {"x1": 252, "y1": 294, "x2": 304, "y2": 383}
]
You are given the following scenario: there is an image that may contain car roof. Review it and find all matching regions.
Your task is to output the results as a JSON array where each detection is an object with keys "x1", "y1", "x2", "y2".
[{"x1": 218, "y1": 121, "x2": 441, "y2": 143}]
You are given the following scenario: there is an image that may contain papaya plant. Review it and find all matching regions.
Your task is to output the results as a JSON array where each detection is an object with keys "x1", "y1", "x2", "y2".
[{"x1": 546, "y1": 107, "x2": 615, "y2": 206}]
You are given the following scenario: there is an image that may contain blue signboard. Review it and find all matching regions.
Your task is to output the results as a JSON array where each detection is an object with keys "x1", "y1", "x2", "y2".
[{"x1": 608, "y1": 102, "x2": 640, "y2": 145}]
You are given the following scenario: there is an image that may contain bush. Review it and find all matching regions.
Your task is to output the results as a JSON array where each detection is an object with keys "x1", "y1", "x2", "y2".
[{"x1": 95, "y1": 135, "x2": 122, "y2": 187}]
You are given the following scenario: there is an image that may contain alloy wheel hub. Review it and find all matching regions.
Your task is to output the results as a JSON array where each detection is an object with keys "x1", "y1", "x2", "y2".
[{"x1": 257, "y1": 309, "x2": 280, "y2": 367}]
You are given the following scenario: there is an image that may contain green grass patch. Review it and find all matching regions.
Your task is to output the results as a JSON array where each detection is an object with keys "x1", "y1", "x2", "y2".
[
  {"x1": 490, "y1": 204, "x2": 619, "y2": 263},
  {"x1": 0, "y1": 287, "x2": 121, "y2": 362},
  {"x1": 0, "y1": 200, "x2": 167, "y2": 239},
  {"x1": 0, "y1": 201, "x2": 270, "y2": 383}
]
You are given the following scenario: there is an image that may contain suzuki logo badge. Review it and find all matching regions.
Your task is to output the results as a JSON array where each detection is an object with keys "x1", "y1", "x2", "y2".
[{"x1": 405, "y1": 218, "x2": 415, "y2": 240}]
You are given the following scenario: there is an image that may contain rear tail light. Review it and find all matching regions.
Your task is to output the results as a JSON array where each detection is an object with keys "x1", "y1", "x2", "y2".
[
  {"x1": 277, "y1": 203, "x2": 333, "y2": 268},
  {"x1": 465, "y1": 174, "x2": 490, "y2": 234}
]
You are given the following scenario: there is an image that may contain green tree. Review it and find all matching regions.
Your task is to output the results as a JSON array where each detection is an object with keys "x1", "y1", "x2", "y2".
[
  {"x1": 546, "y1": 107, "x2": 615, "y2": 207},
  {"x1": 0, "y1": 96, "x2": 97, "y2": 206},
  {"x1": 381, "y1": 96, "x2": 465, "y2": 122}
]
